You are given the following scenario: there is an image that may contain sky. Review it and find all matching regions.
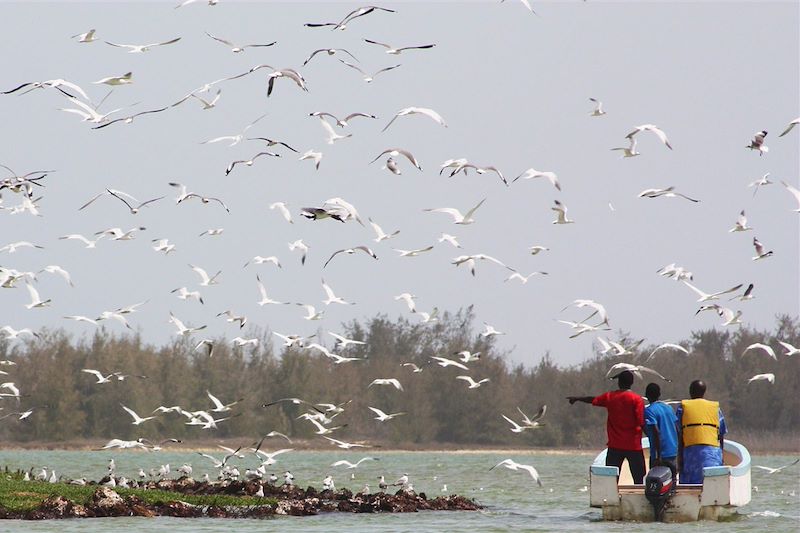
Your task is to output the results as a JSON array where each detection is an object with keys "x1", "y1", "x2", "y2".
[{"x1": 0, "y1": 1, "x2": 798, "y2": 368}]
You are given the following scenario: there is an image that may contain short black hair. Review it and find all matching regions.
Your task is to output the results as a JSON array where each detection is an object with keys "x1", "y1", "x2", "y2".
[
  {"x1": 617, "y1": 370, "x2": 634, "y2": 388},
  {"x1": 689, "y1": 380, "x2": 706, "y2": 398},
  {"x1": 645, "y1": 382, "x2": 661, "y2": 402}
]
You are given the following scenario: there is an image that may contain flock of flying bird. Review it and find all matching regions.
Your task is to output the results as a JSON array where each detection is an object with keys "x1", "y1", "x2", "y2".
[{"x1": 1, "y1": 1, "x2": 799, "y2": 494}]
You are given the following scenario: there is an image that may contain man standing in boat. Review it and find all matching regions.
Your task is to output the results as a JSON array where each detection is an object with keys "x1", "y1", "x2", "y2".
[
  {"x1": 676, "y1": 379, "x2": 727, "y2": 484},
  {"x1": 567, "y1": 370, "x2": 646, "y2": 484},
  {"x1": 644, "y1": 383, "x2": 678, "y2": 471}
]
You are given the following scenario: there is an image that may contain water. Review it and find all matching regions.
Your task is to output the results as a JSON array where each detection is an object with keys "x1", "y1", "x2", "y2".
[{"x1": 0, "y1": 450, "x2": 797, "y2": 532}]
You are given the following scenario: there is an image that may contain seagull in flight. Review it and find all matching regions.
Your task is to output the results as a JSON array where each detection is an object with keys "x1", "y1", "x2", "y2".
[
  {"x1": 751, "y1": 237, "x2": 773, "y2": 260},
  {"x1": 169, "y1": 312, "x2": 207, "y2": 336},
  {"x1": 382, "y1": 107, "x2": 446, "y2": 132},
  {"x1": 748, "y1": 173, "x2": 772, "y2": 197},
  {"x1": 72, "y1": 29, "x2": 97, "y2": 43},
  {"x1": 207, "y1": 391, "x2": 242, "y2": 412},
  {"x1": 638, "y1": 186, "x2": 699, "y2": 202},
  {"x1": 328, "y1": 331, "x2": 366, "y2": 348},
  {"x1": 505, "y1": 272, "x2": 548, "y2": 284},
  {"x1": 513, "y1": 168, "x2": 561, "y2": 191},
  {"x1": 323, "y1": 245, "x2": 377, "y2": 268},
  {"x1": 368, "y1": 378, "x2": 403, "y2": 391},
  {"x1": 305, "y1": 5, "x2": 395, "y2": 31},
  {"x1": 317, "y1": 116, "x2": 352, "y2": 144},
  {"x1": 644, "y1": 343, "x2": 689, "y2": 362},
  {"x1": 256, "y1": 275, "x2": 288, "y2": 306},
  {"x1": 331, "y1": 457, "x2": 378, "y2": 469},
  {"x1": 321, "y1": 279, "x2": 354, "y2": 305},
  {"x1": 92, "y1": 72, "x2": 133, "y2": 86},
  {"x1": 299, "y1": 150, "x2": 323, "y2": 170},
  {"x1": 430, "y1": 356, "x2": 469, "y2": 370},
  {"x1": 779, "y1": 117, "x2": 800, "y2": 137},
  {"x1": 288, "y1": 239, "x2": 309, "y2": 265},
  {"x1": 394, "y1": 293, "x2": 417, "y2": 313},
  {"x1": 104, "y1": 37, "x2": 181, "y2": 53},
  {"x1": 225, "y1": 151, "x2": 280, "y2": 175},
  {"x1": 205, "y1": 32, "x2": 276, "y2": 53},
  {"x1": 778, "y1": 341, "x2": 800, "y2": 356},
  {"x1": 752, "y1": 458, "x2": 799, "y2": 474},
  {"x1": 456, "y1": 375, "x2": 490, "y2": 389},
  {"x1": 626, "y1": 124, "x2": 672, "y2": 150},
  {"x1": 368, "y1": 407, "x2": 406, "y2": 421},
  {"x1": 310, "y1": 111, "x2": 376, "y2": 128},
  {"x1": 747, "y1": 373, "x2": 775, "y2": 385},
  {"x1": 368, "y1": 218, "x2": 400, "y2": 242},
  {"x1": 24, "y1": 283, "x2": 50, "y2": 309},
  {"x1": 742, "y1": 343, "x2": 777, "y2": 360},
  {"x1": 190, "y1": 264, "x2": 221, "y2": 286},
  {"x1": 490, "y1": 459, "x2": 543, "y2": 486},
  {"x1": 780, "y1": 181, "x2": 800, "y2": 212},
  {"x1": 363, "y1": 39, "x2": 435, "y2": 55},
  {"x1": 121, "y1": 404, "x2": 157, "y2": 425},
  {"x1": 394, "y1": 245, "x2": 434, "y2": 257},
  {"x1": 304, "y1": 48, "x2": 359, "y2": 66},
  {"x1": 746, "y1": 130, "x2": 768, "y2": 155},
  {"x1": 729, "y1": 283, "x2": 755, "y2": 302},
  {"x1": 269, "y1": 202, "x2": 293, "y2": 224},
  {"x1": 201, "y1": 113, "x2": 267, "y2": 147},
  {"x1": 337, "y1": 60, "x2": 401, "y2": 83},
  {"x1": 424, "y1": 198, "x2": 486, "y2": 225},
  {"x1": 551, "y1": 200, "x2": 574, "y2": 224},
  {"x1": 682, "y1": 281, "x2": 743, "y2": 302},
  {"x1": 729, "y1": 210, "x2": 752, "y2": 232},
  {"x1": 606, "y1": 363, "x2": 671, "y2": 382},
  {"x1": 369, "y1": 148, "x2": 422, "y2": 171},
  {"x1": 588, "y1": 97, "x2": 606, "y2": 116},
  {"x1": 480, "y1": 323, "x2": 505, "y2": 338}
]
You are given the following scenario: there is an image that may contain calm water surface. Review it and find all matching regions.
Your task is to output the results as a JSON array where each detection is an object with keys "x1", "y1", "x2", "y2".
[{"x1": 0, "y1": 450, "x2": 797, "y2": 532}]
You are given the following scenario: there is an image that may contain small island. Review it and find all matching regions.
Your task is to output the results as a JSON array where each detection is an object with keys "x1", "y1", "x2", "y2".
[{"x1": 0, "y1": 470, "x2": 481, "y2": 520}]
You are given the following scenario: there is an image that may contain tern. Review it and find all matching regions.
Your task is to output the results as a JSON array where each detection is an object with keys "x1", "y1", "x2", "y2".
[
  {"x1": 190, "y1": 264, "x2": 221, "y2": 286},
  {"x1": 299, "y1": 150, "x2": 323, "y2": 170},
  {"x1": 778, "y1": 341, "x2": 800, "y2": 356},
  {"x1": 207, "y1": 391, "x2": 243, "y2": 412},
  {"x1": 742, "y1": 343, "x2": 777, "y2": 360},
  {"x1": 24, "y1": 283, "x2": 50, "y2": 309},
  {"x1": 363, "y1": 39, "x2": 435, "y2": 55},
  {"x1": 169, "y1": 312, "x2": 207, "y2": 336},
  {"x1": 171, "y1": 287, "x2": 203, "y2": 304},
  {"x1": 104, "y1": 37, "x2": 181, "y2": 53},
  {"x1": 490, "y1": 459, "x2": 543, "y2": 486},
  {"x1": 324, "y1": 245, "x2": 378, "y2": 268},
  {"x1": 331, "y1": 457, "x2": 378, "y2": 469},
  {"x1": 121, "y1": 404, "x2": 157, "y2": 425},
  {"x1": 638, "y1": 186, "x2": 699, "y2": 202},
  {"x1": 748, "y1": 173, "x2": 772, "y2": 196},
  {"x1": 780, "y1": 181, "x2": 800, "y2": 212},
  {"x1": 626, "y1": 124, "x2": 672, "y2": 150},
  {"x1": 337, "y1": 60, "x2": 401, "y2": 83},
  {"x1": 321, "y1": 279, "x2": 354, "y2": 305},
  {"x1": 72, "y1": 29, "x2": 97, "y2": 43},
  {"x1": 369, "y1": 148, "x2": 422, "y2": 170},
  {"x1": 368, "y1": 378, "x2": 403, "y2": 391},
  {"x1": 779, "y1": 117, "x2": 800, "y2": 137},
  {"x1": 382, "y1": 106, "x2": 447, "y2": 132},
  {"x1": 746, "y1": 130, "x2": 768, "y2": 155},
  {"x1": 225, "y1": 151, "x2": 280, "y2": 175},
  {"x1": 611, "y1": 137, "x2": 640, "y2": 158},
  {"x1": 394, "y1": 246, "x2": 434, "y2": 257},
  {"x1": 269, "y1": 202, "x2": 293, "y2": 224},
  {"x1": 753, "y1": 459, "x2": 799, "y2": 474},
  {"x1": 551, "y1": 200, "x2": 575, "y2": 224},
  {"x1": 328, "y1": 332, "x2": 366, "y2": 348},
  {"x1": 205, "y1": 32, "x2": 276, "y2": 53},
  {"x1": 288, "y1": 239, "x2": 309, "y2": 265},
  {"x1": 304, "y1": 48, "x2": 358, "y2": 66},
  {"x1": 513, "y1": 168, "x2": 561, "y2": 191},
  {"x1": 394, "y1": 293, "x2": 417, "y2": 313},
  {"x1": 505, "y1": 272, "x2": 548, "y2": 284},
  {"x1": 368, "y1": 218, "x2": 400, "y2": 242},
  {"x1": 606, "y1": 363, "x2": 671, "y2": 382},
  {"x1": 729, "y1": 210, "x2": 752, "y2": 232},
  {"x1": 424, "y1": 198, "x2": 486, "y2": 225},
  {"x1": 456, "y1": 375, "x2": 490, "y2": 389},
  {"x1": 682, "y1": 281, "x2": 743, "y2": 302},
  {"x1": 93, "y1": 72, "x2": 133, "y2": 86},
  {"x1": 369, "y1": 407, "x2": 406, "y2": 421},
  {"x1": 588, "y1": 97, "x2": 606, "y2": 116},
  {"x1": 317, "y1": 116, "x2": 352, "y2": 144},
  {"x1": 751, "y1": 237, "x2": 773, "y2": 260},
  {"x1": 310, "y1": 111, "x2": 376, "y2": 128},
  {"x1": 305, "y1": 5, "x2": 395, "y2": 31},
  {"x1": 245, "y1": 256, "x2": 282, "y2": 269},
  {"x1": 644, "y1": 343, "x2": 689, "y2": 362},
  {"x1": 747, "y1": 373, "x2": 775, "y2": 384},
  {"x1": 256, "y1": 275, "x2": 289, "y2": 306}
]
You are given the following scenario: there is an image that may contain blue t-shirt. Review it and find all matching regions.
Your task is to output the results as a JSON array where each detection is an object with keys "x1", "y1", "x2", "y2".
[{"x1": 644, "y1": 401, "x2": 678, "y2": 460}]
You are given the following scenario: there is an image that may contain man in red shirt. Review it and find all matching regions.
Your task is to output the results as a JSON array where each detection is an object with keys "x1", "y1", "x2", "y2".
[{"x1": 567, "y1": 370, "x2": 645, "y2": 484}]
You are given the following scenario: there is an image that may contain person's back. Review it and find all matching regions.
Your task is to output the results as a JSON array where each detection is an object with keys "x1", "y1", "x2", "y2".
[
  {"x1": 593, "y1": 389, "x2": 644, "y2": 451},
  {"x1": 677, "y1": 379, "x2": 727, "y2": 484},
  {"x1": 644, "y1": 383, "x2": 678, "y2": 468}
]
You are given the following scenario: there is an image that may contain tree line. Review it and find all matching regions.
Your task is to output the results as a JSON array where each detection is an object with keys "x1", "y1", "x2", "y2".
[{"x1": 0, "y1": 310, "x2": 797, "y2": 449}]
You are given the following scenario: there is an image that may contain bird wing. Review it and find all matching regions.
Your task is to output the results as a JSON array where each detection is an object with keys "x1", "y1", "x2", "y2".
[
  {"x1": 363, "y1": 38, "x2": 392, "y2": 49},
  {"x1": 206, "y1": 32, "x2": 235, "y2": 47},
  {"x1": 207, "y1": 391, "x2": 225, "y2": 410}
]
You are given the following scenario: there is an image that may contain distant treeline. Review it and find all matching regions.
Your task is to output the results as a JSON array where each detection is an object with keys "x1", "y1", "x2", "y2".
[{"x1": 1, "y1": 310, "x2": 798, "y2": 449}]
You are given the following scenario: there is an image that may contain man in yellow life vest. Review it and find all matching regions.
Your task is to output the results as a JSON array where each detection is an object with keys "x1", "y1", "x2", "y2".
[{"x1": 676, "y1": 379, "x2": 727, "y2": 484}]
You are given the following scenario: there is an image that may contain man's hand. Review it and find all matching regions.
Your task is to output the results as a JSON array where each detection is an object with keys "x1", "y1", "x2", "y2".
[{"x1": 567, "y1": 396, "x2": 579, "y2": 405}]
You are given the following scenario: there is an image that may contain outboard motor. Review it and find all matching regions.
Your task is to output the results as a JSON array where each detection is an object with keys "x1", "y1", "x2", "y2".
[{"x1": 644, "y1": 465, "x2": 675, "y2": 521}]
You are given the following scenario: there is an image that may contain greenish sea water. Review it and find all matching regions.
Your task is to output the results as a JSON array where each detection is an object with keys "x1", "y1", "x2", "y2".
[{"x1": 0, "y1": 450, "x2": 797, "y2": 532}]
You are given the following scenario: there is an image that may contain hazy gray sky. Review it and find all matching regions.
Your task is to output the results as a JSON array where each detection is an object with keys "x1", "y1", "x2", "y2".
[{"x1": 1, "y1": 1, "x2": 798, "y2": 367}]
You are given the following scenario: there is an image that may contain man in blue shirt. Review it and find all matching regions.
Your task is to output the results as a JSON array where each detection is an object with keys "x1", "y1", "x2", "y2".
[{"x1": 644, "y1": 383, "x2": 678, "y2": 471}]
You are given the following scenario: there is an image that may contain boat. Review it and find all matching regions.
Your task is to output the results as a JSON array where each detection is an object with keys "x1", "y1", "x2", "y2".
[{"x1": 589, "y1": 437, "x2": 751, "y2": 522}]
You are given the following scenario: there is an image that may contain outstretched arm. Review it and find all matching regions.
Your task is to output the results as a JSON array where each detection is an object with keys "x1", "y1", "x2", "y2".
[{"x1": 567, "y1": 396, "x2": 594, "y2": 405}]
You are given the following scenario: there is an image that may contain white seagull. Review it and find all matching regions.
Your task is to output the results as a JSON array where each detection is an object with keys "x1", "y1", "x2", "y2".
[
  {"x1": 394, "y1": 292, "x2": 417, "y2": 313},
  {"x1": 368, "y1": 407, "x2": 406, "y2": 421},
  {"x1": 589, "y1": 97, "x2": 606, "y2": 116},
  {"x1": 92, "y1": 72, "x2": 133, "y2": 86},
  {"x1": 337, "y1": 59, "x2": 401, "y2": 83},
  {"x1": 104, "y1": 37, "x2": 181, "y2": 53},
  {"x1": 729, "y1": 210, "x2": 753, "y2": 232},
  {"x1": 424, "y1": 198, "x2": 486, "y2": 225},
  {"x1": 205, "y1": 32, "x2": 276, "y2": 53},
  {"x1": 778, "y1": 341, "x2": 800, "y2": 356},
  {"x1": 490, "y1": 459, "x2": 543, "y2": 487},
  {"x1": 363, "y1": 39, "x2": 435, "y2": 55},
  {"x1": 190, "y1": 264, "x2": 222, "y2": 286},
  {"x1": 551, "y1": 200, "x2": 574, "y2": 224},
  {"x1": 611, "y1": 137, "x2": 640, "y2": 158},
  {"x1": 368, "y1": 218, "x2": 400, "y2": 242},
  {"x1": 746, "y1": 130, "x2": 768, "y2": 155},
  {"x1": 682, "y1": 281, "x2": 743, "y2": 302},
  {"x1": 382, "y1": 107, "x2": 447, "y2": 132},
  {"x1": 513, "y1": 168, "x2": 561, "y2": 191},
  {"x1": 747, "y1": 373, "x2": 775, "y2": 384},
  {"x1": 456, "y1": 375, "x2": 490, "y2": 389},
  {"x1": 751, "y1": 237, "x2": 773, "y2": 260},
  {"x1": 742, "y1": 343, "x2": 777, "y2": 360},
  {"x1": 779, "y1": 117, "x2": 800, "y2": 137},
  {"x1": 121, "y1": 404, "x2": 157, "y2": 425},
  {"x1": 25, "y1": 283, "x2": 51, "y2": 309},
  {"x1": 299, "y1": 150, "x2": 323, "y2": 170},
  {"x1": 626, "y1": 124, "x2": 672, "y2": 150},
  {"x1": 368, "y1": 378, "x2": 403, "y2": 391},
  {"x1": 269, "y1": 202, "x2": 293, "y2": 224},
  {"x1": 169, "y1": 312, "x2": 207, "y2": 336},
  {"x1": 256, "y1": 275, "x2": 288, "y2": 306},
  {"x1": 321, "y1": 279, "x2": 354, "y2": 305},
  {"x1": 780, "y1": 181, "x2": 800, "y2": 212}
]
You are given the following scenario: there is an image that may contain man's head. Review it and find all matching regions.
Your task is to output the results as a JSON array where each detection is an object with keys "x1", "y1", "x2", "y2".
[
  {"x1": 617, "y1": 370, "x2": 634, "y2": 390},
  {"x1": 689, "y1": 379, "x2": 706, "y2": 399},
  {"x1": 645, "y1": 382, "x2": 660, "y2": 403}
]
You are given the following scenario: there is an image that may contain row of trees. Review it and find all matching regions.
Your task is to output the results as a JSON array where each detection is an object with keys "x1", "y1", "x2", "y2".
[{"x1": 0, "y1": 310, "x2": 797, "y2": 448}]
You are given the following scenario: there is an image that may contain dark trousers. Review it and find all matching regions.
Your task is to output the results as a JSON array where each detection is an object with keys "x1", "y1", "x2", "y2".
[{"x1": 606, "y1": 448, "x2": 646, "y2": 484}]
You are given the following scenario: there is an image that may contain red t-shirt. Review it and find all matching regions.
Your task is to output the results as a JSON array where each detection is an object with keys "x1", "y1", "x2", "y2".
[{"x1": 592, "y1": 389, "x2": 644, "y2": 451}]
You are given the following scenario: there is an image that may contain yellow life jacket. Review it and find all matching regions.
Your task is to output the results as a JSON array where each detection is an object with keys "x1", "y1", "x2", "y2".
[{"x1": 681, "y1": 398, "x2": 720, "y2": 447}]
